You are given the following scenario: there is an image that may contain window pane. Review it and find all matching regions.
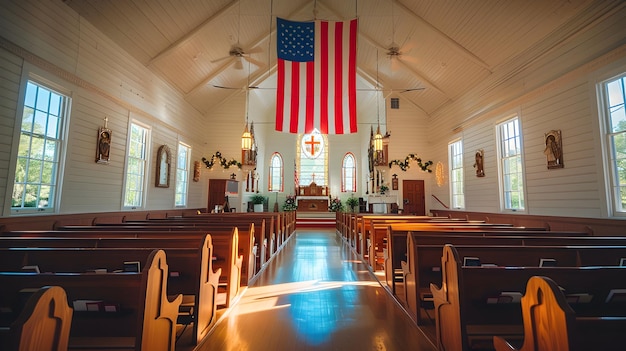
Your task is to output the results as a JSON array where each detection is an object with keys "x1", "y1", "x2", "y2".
[
  {"x1": 124, "y1": 123, "x2": 148, "y2": 207},
  {"x1": 341, "y1": 153, "x2": 356, "y2": 192},
  {"x1": 22, "y1": 107, "x2": 34, "y2": 132},
  {"x1": 498, "y1": 118, "x2": 524, "y2": 210},
  {"x1": 269, "y1": 153, "x2": 283, "y2": 192},
  {"x1": 175, "y1": 144, "x2": 190, "y2": 207},
  {"x1": 605, "y1": 75, "x2": 626, "y2": 214},
  {"x1": 449, "y1": 140, "x2": 464, "y2": 208}
]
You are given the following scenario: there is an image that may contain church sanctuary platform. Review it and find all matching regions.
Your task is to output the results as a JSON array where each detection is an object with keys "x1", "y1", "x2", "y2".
[
  {"x1": 184, "y1": 229, "x2": 435, "y2": 351},
  {"x1": 295, "y1": 211, "x2": 337, "y2": 229}
]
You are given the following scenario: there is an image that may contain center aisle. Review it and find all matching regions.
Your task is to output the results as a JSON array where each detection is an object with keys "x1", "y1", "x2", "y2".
[{"x1": 194, "y1": 228, "x2": 437, "y2": 351}]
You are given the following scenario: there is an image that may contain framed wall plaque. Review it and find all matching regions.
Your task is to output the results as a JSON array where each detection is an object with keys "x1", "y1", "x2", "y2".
[{"x1": 155, "y1": 145, "x2": 170, "y2": 188}]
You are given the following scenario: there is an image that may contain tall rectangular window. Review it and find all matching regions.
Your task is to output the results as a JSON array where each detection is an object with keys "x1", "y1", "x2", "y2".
[
  {"x1": 601, "y1": 73, "x2": 626, "y2": 214},
  {"x1": 497, "y1": 117, "x2": 525, "y2": 211},
  {"x1": 449, "y1": 140, "x2": 464, "y2": 209},
  {"x1": 12, "y1": 80, "x2": 69, "y2": 214},
  {"x1": 124, "y1": 122, "x2": 149, "y2": 208},
  {"x1": 175, "y1": 143, "x2": 190, "y2": 207}
]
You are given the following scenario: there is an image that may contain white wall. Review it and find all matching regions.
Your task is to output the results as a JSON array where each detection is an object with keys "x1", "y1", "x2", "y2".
[
  {"x1": 427, "y1": 6, "x2": 626, "y2": 218},
  {"x1": 1, "y1": 1, "x2": 625, "y2": 219},
  {"x1": 0, "y1": 0, "x2": 210, "y2": 215}
]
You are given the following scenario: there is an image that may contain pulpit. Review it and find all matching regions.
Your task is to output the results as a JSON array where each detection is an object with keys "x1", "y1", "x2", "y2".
[{"x1": 296, "y1": 182, "x2": 329, "y2": 212}]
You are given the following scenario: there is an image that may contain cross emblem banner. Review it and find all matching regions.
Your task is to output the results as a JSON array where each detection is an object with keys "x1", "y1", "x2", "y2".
[{"x1": 302, "y1": 130, "x2": 324, "y2": 159}]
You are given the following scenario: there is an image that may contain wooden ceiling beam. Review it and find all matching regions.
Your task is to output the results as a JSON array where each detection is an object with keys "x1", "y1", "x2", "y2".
[
  {"x1": 148, "y1": 0, "x2": 239, "y2": 66},
  {"x1": 393, "y1": 0, "x2": 492, "y2": 73}
]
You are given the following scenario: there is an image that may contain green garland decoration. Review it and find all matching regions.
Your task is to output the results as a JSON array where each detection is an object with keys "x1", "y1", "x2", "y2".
[
  {"x1": 202, "y1": 151, "x2": 242, "y2": 170},
  {"x1": 389, "y1": 154, "x2": 433, "y2": 172}
]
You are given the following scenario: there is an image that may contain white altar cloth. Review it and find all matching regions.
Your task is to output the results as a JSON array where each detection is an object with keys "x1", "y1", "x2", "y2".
[
  {"x1": 367, "y1": 195, "x2": 397, "y2": 214},
  {"x1": 296, "y1": 196, "x2": 329, "y2": 205}
]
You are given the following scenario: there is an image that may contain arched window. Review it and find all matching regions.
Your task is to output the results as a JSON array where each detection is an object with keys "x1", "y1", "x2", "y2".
[
  {"x1": 269, "y1": 152, "x2": 283, "y2": 192},
  {"x1": 297, "y1": 129, "x2": 328, "y2": 186},
  {"x1": 341, "y1": 153, "x2": 356, "y2": 192}
]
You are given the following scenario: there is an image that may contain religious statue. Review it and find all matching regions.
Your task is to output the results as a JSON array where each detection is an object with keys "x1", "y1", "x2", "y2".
[
  {"x1": 96, "y1": 117, "x2": 112, "y2": 164},
  {"x1": 544, "y1": 130, "x2": 563, "y2": 169},
  {"x1": 473, "y1": 149, "x2": 485, "y2": 177}
]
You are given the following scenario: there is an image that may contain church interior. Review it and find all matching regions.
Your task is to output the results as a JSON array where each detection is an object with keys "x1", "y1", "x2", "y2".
[{"x1": 1, "y1": 0, "x2": 626, "y2": 350}]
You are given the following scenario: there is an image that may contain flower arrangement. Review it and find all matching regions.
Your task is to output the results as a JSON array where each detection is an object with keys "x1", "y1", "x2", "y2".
[
  {"x1": 282, "y1": 195, "x2": 297, "y2": 211},
  {"x1": 329, "y1": 197, "x2": 344, "y2": 212},
  {"x1": 202, "y1": 151, "x2": 242, "y2": 170}
]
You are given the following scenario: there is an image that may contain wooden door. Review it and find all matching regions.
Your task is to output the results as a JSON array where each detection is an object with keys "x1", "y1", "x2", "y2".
[
  {"x1": 208, "y1": 179, "x2": 226, "y2": 211},
  {"x1": 402, "y1": 180, "x2": 425, "y2": 215}
]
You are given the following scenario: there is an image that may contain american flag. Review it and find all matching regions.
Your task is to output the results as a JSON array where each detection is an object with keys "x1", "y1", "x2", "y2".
[
  {"x1": 294, "y1": 159, "x2": 299, "y2": 188},
  {"x1": 275, "y1": 17, "x2": 358, "y2": 134}
]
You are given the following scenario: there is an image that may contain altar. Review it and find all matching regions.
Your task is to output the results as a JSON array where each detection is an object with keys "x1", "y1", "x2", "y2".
[
  {"x1": 296, "y1": 196, "x2": 329, "y2": 212},
  {"x1": 368, "y1": 195, "x2": 397, "y2": 214},
  {"x1": 297, "y1": 182, "x2": 330, "y2": 212}
]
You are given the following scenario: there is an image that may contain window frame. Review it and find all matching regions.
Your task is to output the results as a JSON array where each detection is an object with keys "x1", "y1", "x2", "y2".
[
  {"x1": 122, "y1": 120, "x2": 151, "y2": 209},
  {"x1": 175, "y1": 142, "x2": 191, "y2": 207},
  {"x1": 598, "y1": 72, "x2": 626, "y2": 216},
  {"x1": 448, "y1": 139, "x2": 465, "y2": 209},
  {"x1": 341, "y1": 153, "x2": 357, "y2": 192},
  {"x1": 496, "y1": 115, "x2": 526, "y2": 212},
  {"x1": 269, "y1": 152, "x2": 284, "y2": 192},
  {"x1": 9, "y1": 72, "x2": 71, "y2": 215}
]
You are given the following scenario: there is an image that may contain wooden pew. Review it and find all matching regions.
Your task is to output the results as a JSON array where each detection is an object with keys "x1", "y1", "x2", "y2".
[
  {"x1": 430, "y1": 244, "x2": 626, "y2": 351},
  {"x1": 402, "y1": 237, "x2": 626, "y2": 325},
  {"x1": 184, "y1": 212, "x2": 278, "y2": 266},
  {"x1": 384, "y1": 226, "x2": 595, "y2": 301},
  {"x1": 493, "y1": 275, "x2": 626, "y2": 351},
  {"x1": 364, "y1": 218, "x2": 540, "y2": 272},
  {"x1": 5, "y1": 226, "x2": 246, "y2": 296},
  {"x1": 90, "y1": 214, "x2": 267, "y2": 277},
  {"x1": 0, "y1": 249, "x2": 181, "y2": 351},
  {"x1": 0, "y1": 286, "x2": 73, "y2": 351},
  {"x1": 0, "y1": 234, "x2": 222, "y2": 345}
]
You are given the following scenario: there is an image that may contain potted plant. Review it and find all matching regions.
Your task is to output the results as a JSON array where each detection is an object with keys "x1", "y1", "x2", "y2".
[
  {"x1": 250, "y1": 194, "x2": 266, "y2": 212},
  {"x1": 379, "y1": 184, "x2": 389, "y2": 195},
  {"x1": 346, "y1": 195, "x2": 359, "y2": 213}
]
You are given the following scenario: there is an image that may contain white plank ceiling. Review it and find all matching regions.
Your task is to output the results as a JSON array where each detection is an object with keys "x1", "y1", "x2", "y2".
[{"x1": 62, "y1": 0, "x2": 608, "y2": 124}]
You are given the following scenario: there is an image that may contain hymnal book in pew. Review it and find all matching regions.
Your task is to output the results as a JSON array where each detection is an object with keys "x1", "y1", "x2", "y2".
[
  {"x1": 123, "y1": 261, "x2": 141, "y2": 273},
  {"x1": 605, "y1": 289, "x2": 626, "y2": 303},
  {"x1": 463, "y1": 257, "x2": 481, "y2": 267},
  {"x1": 21, "y1": 265, "x2": 40, "y2": 273},
  {"x1": 420, "y1": 293, "x2": 434, "y2": 310},
  {"x1": 539, "y1": 258, "x2": 557, "y2": 267},
  {"x1": 487, "y1": 292, "x2": 522, "y2": 304},
  {"x1": 565, "y1": 293, "x2": 593, "y2": 304},
  {"x1": 73, "y1": 300, "x2": 103, "y2": 312}
]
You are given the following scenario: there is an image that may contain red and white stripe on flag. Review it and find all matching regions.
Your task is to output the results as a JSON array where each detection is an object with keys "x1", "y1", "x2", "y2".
[{"x1": 276, "y1": 18, "x2": 358, "y2": 134}]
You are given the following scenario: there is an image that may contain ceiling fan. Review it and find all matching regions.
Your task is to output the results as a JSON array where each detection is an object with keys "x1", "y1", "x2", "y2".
[{"x1": 210, "y1": 45, "x2": 264, "y2": 70}]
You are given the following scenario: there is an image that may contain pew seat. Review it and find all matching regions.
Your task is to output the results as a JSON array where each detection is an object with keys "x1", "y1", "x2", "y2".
[
  {"x1": 494, "y1": 276, "x2": 626, "y2": 351},
  {"x1": 0, "y1": 249, "x2": 181, "y2": 351},
  {"x1": 430, "y1": 244, "x2": 626, "y2": 351},
  {"x1": 0, "y1": 285, "x2": 73, "y2": 351}
]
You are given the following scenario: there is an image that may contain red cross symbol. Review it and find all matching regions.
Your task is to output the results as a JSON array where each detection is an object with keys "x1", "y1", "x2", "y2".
[{"x1": 304, "y1": 135, "x2": 320, "y2": 157}]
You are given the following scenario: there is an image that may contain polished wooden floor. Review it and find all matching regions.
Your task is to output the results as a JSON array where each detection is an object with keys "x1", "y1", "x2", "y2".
[{"x1": 189, "y1": 229, "x2": 436, "y2": 351}]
